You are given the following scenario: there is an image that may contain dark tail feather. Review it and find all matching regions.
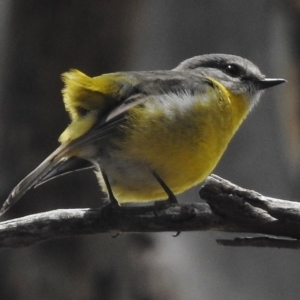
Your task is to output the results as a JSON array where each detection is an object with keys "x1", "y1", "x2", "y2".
[
  {"x1": 35, "y1": 156, "x2": 94, "y2": 187},
  {"x1": 0, "y1": 146, "x2": 93, "y2": 216}
]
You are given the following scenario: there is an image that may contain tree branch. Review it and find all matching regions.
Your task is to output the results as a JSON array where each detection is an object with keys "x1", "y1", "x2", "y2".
[
  {"x1": 216, "y1": 237, "x2": 300, "y2": 249},
  {"x1": 0, "y1": 174, "x2": 300, "y2": 249}
]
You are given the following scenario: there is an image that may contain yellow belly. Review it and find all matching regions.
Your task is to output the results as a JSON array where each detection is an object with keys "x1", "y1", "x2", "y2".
[{"x1": 98, "y1": 81, "x2": 249, "y2": 203}]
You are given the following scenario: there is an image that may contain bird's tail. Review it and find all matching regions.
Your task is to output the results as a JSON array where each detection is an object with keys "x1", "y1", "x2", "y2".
[{"x1": 0, "y1": 145, "x2": 93, "y2": 216}]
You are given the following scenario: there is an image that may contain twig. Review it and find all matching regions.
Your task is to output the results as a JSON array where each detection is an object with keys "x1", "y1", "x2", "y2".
[
  {"x1": 216, "y1": 237, "x2": 300, "y2": 249},
  {"x1": 0, "y1": 174, "x2": 299, "y2": 249}
]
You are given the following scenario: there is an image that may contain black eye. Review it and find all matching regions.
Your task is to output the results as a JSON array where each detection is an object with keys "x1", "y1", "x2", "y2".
[
  {"x1": 222, "y1": 63, "x2": 243, "y2": 78},
  {"x1": 76, "y1": 106, "x2": 90, "y2": 117}
]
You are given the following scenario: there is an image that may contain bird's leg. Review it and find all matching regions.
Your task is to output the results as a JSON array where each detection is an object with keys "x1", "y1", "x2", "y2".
[
  {"x1": 152, "y1": 171, "x2": 181, "y2": 237},
  {"x1": 101, "y1": 169, "x2": 119, "y2": 208},
  {"x1": 100, "y1": 169, "x2": 121, "y2": 237},
  {"x1": 152, "y1": 171, "x2": 178, "y2": 204}
]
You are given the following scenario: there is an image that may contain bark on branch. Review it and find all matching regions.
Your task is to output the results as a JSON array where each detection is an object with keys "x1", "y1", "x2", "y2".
[{"x1": 0, "y1": 174, "x2": 300, "y2": 249}]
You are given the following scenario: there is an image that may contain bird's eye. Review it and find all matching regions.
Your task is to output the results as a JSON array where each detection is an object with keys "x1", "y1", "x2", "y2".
[
  {"x1": 76, "y1": 106, "x2": 90, "y2": 117},
  {"x1": 222, "y1": 63, "x2": 243, "y2": 78}
]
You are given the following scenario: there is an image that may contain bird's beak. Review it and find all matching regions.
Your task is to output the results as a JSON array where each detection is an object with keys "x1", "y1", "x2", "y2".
[{"x1": 256, "y1": 78, "x2": 286, "y2": 90}]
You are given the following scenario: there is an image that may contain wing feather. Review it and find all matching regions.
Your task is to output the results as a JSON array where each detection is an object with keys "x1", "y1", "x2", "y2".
[{"x1": 1, "y1": 71, "x2": 213, "y2": 215}]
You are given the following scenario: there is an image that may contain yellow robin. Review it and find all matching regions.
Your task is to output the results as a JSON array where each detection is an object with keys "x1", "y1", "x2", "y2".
[{"x1": 1, "y1": 54, "x2": 286, "y2": 215}]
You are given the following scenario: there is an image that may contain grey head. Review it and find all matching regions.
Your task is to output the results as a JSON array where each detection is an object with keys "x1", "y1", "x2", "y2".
[{"x1": 174, "y1": 54, "x2": 286, "y2": 107}]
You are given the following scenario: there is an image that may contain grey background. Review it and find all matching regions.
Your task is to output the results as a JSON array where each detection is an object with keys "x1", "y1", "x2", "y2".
[{"x1": 0, "y1": 1, "x2": 298, "y2": 299}]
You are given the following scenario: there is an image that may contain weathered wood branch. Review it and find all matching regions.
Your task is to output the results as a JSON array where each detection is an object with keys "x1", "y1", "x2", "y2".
[
  {"x1": 216, "y1": 237, "x2": 300, "y2": 249},
  {"x1": 0, "y1": 174, "x2": 299, "y2": 249}
]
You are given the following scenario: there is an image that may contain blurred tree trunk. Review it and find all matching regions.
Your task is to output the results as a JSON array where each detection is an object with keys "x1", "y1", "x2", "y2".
[{"x1": 0, "y1": 2, "x2": 168, "y2": 300}]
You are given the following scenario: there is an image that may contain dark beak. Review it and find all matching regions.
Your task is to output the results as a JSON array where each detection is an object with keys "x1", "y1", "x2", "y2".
[{"x1": 256, "y1": 78, "x2": 286, "y2": 90}]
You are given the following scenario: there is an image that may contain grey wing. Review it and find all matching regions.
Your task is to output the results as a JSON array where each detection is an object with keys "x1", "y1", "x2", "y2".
[
  {"x1": 66, "y1": 72, "x2": 213, "y2": 148},
  {"x1": 0, "y1": 92, "x2": 147, "y2": 216},
  {"x1": 0, "y1": 72, "x2": 211, "y2": 215}
]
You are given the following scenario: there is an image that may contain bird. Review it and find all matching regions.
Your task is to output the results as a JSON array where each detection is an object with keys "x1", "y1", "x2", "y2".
[{"x1": 0, "y1": 54, "x2": 286, "y2": 216}]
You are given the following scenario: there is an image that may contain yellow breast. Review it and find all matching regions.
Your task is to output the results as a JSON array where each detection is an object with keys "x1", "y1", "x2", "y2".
[{"x1": 110, "y1": 78, "x2": 250, "y2": 202}]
